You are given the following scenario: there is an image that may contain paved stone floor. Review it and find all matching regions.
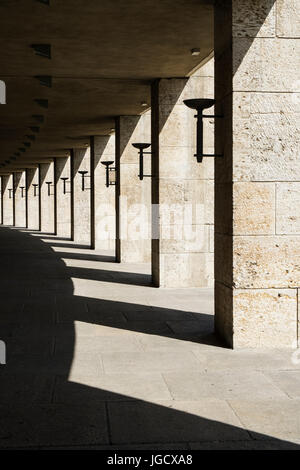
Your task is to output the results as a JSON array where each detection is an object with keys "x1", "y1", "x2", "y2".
[{"x1": 0, "y1": 226, "x2": 299, "y2": 449}]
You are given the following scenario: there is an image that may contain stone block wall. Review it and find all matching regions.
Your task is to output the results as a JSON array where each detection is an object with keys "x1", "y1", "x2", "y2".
[
  {"x1": 116, "y1": 112, "x2": 152, "y2": 263},
  {"x1": 55, "y1": 157, "x2": 71, "y2": 238},
  {"x1": 93, "y1": 135, "x2": 116, "y2": 251},
  {"x1": 72, "y1": 147, "x2": 91, "y2": 245},
  {"x1": 214, "y1": 0, "x2": 300, "y2": 347},
  {"x1": 39, "y1": 162, "x2": 55, "y2": 234},
  {"x1": 26, "y1": 168, "x2": 39, "y2": 230},
  {"x1": 151, "y1": 60, "x2": 215, "y2": 287},
  {"x1": 14, "y1": 171, "x2": 26, "y2": 228},
  {"x1": 2, "y1": 174, "x2": 13, "y2": 226}
]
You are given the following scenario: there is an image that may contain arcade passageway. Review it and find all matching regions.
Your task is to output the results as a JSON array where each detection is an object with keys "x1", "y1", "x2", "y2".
[{"x1": 0, "y1": 226, "x2": 299, "y2": 449}]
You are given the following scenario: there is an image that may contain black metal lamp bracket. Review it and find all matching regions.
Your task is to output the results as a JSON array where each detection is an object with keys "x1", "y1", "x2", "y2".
[
  {"x1": 45, "y1": 181, "x2": 54, "y2": 196},
  {"x1": 60, "y1": 177, "x2": 71, "y2": 194},
  {"x1": 32, "y1": 184, "x2": 39, "y2": 197},
  {"x1": 183, "y1": 99, "x2": 224, "y2": 163},
  {"x1": 132, "y1": 143, "x2": 153, "y2": 180},
  {"x1": 78, "y1": 171, "x2": 90, "y2": 191}
]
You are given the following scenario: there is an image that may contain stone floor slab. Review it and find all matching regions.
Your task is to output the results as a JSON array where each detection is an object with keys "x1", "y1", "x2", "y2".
[
  {"x1": 108, "y1": 399, "x2": 249, "y2": 444},
  {"x1": 163, "y1": 370, "x2": 287, "y2": 400},
  {"x1": 229, "y1": 399, "x2": 300, "y2": 441}
]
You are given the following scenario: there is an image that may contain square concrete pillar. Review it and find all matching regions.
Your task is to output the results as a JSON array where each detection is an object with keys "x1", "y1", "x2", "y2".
[
  {"x1": 13, "y1": 171, "x2": 26, "y2": 228},
  {"x1": 151, "y1": 73, "x2": 214, "y2": 287},
  {"x1": 92, "y1": 135, "x2": 116, "y2": 252},
  {"x1": 72, "y1": 147, "x2": 92, "y2": 245},
  {"x1": 2, "y1": 174, "x2": 13, "y2": 226},
  {"x1": 214, "y1": 0, "x2": 300, "y2": 348},
  {"x1": 115, "y1": 113, "x2": 152, "y2": 263},
  {"x1": 26, "y1": 168, "x2": 39, "y2": 230},
  {"x1": 39, "y1": 162, "x2": 55, "y2": 234},
  {"x1": 55, "y1": 157, "x2": 71, "y2": 238}
]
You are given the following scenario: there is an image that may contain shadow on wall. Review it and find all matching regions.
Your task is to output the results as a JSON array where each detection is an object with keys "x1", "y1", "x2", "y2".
[{"x1": 0, "y1": 226, "x2": 298, "y2": 449}]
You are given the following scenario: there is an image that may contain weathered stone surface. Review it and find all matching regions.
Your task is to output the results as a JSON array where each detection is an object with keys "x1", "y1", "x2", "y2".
[
  {"x1": 152, "y1": 65, "x2": 215, "y2": 287},
  {"x1": 229, "y1": 399, "x2": 300, "y2": 441},
  {"x1": 40, "y1": 162, "x2": 55, "y2": 233},
  {"x1": 163, "y1": 369, "x2": 286, "y2": 400},
  {"x1": 233, "y1": 288, "x2": 297, "y2": 348},
  {"x1": 160, "y1": 225, "x2": 210, "y2": 254},
  {"x1": 276, "y1": 183, "x2": 300, "y2": 234},
  {"x1": 55, "y1": 157, "x2": 71, "y2": 238},
  {"x1": 277, "y1": 0, "x2": 300, "y2": 38},
  {"x1": 94, "y1": 135, "x2": 116, "y2": 250},
  {"x1": 233, "y1": 236, "x2": 300, "y2": 288},
  {"x1": 27, "y1": 168, "x2": 39, "y2": 230},
  {"x1": 215, "y1": 282, "x2": 233, "y2": 347},
  {"x1": 231, "y1": 92, "x2": 300, "y2": 182},
  {"x1": 233, "y1": 38, "x2": 300, "y2": 92},
  {"x1": 73, "y1": 147, "x2": 91, "y2": 245},
  {"x1": 233, "y1": 182, "x2": 275, "y2": 235},
  {"x1": 159, "y1": 146, "x2": 214, "y2": 180},
  {"x1": 2, "y1": 175, "x2": 13, "y2": 226},
  {"x1": 117, "y1": 113, "x2": 151, "y2": 262},
  {"x1": 108, "y1": 399, "x2": 249, "y2": 444},
  {"x1": 14, "y1": 171, "x2": 26, "y2": 228},
  {"x1": 232, "y1": 0, "x2": 276, "y2": 38},
  {"x1": 160, "y1": 252, "x2": 213, "y2": 288}
]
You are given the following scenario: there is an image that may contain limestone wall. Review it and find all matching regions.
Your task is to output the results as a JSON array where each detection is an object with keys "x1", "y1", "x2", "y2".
[
  {"x1": 116, "y1": 112, "x2": 152, "y2": 263},
  {"x1": 73, "y1": 147, "x2": 91, "y2": 245},
  {"x1": 55, "y1": 157, "x2": 71, "y2": 238},
  {"x1": 2, "y1": 175, "x2": 13, "y2": 226},
  {"x1": 39, "y1": 162, "x2": 55, "y2": 234},
  {"x1": 26, "y1": 168, "x2": 39, "y2": 230},
  {"x1": 151, "y1": 60, "x2": 215, "y2": 287},
  {"x1": 94, "y1": 135, "x2": 116, "y2": 251},
  {"x1": 214, "y1": 0, "x2": 300, "y2": 347},
  {"x1": 14, "y1": 171, "x2": 26, "y2": 227}
]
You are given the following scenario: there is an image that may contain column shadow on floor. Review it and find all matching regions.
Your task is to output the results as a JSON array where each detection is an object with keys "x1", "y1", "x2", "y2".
[{"x1": 0, "y1": 227, "x2": 299, "y2": 449}]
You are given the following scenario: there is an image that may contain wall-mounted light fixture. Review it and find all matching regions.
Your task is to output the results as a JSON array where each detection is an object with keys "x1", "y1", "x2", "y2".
[
  {"x1": 60, "y1": 177, "x2": 70, "y2": 194},
  {"x1": 78, "y1": 171, "x2": 90, "y2": 191},
  {"x1": 32, "y1": 184, "x2": 39, "y2": 197},
  {"x1": 132, "y1": 143, "x2": 152, "y2": 180},
  {"x1": 101, "y1": 161, "x2": 116, "y2": 188},
  {"x1": 183, "y1": 98, "x2": 223, "y2": 163},
  {"x1": 45, "y1": 181, "x2": 54, "y2": 196},
  {"x1": 20, "y1": 186, "x2": 25, "y2": 198},
  {"x1": 8, "y1": 189, "x2": 13, "y2": 199}
]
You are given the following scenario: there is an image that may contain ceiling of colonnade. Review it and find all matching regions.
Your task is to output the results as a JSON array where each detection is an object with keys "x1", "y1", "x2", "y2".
[{"x1": 0, "y1": 0, "x2": 214, "y2": 172}]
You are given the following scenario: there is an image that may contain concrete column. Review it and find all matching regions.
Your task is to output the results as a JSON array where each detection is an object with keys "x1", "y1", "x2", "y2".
[
  {"x1": 115, "y1": 113, "x2": 152, "y2": 263},
  {"x1": 2, "y1": 174, "x2": 13, "y2": 225},
  {"x1": 214, "y1": 0, "x2": 300, "y2": 348},
  {"x1": 91, "y1": 135, "x2": 116, "y2": 251},
  {"x1": 13, "y1": 171, "x2": 26, "y2": 228},
  {"x1": 55, "y1": 156, "x2": 71, "y2": 238},
  {"x1": 26, "y1": 168, "x2": 39, "y2": 230},
  {"x1": 151, "y1": 72, "x2": 214, "y2": 287},
  {"x1": 72, "y1": 147, "x2": 91, "y2": 245},
  {"x1": 39, "y1": 162, "x2": 55, "y2": 234}
]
